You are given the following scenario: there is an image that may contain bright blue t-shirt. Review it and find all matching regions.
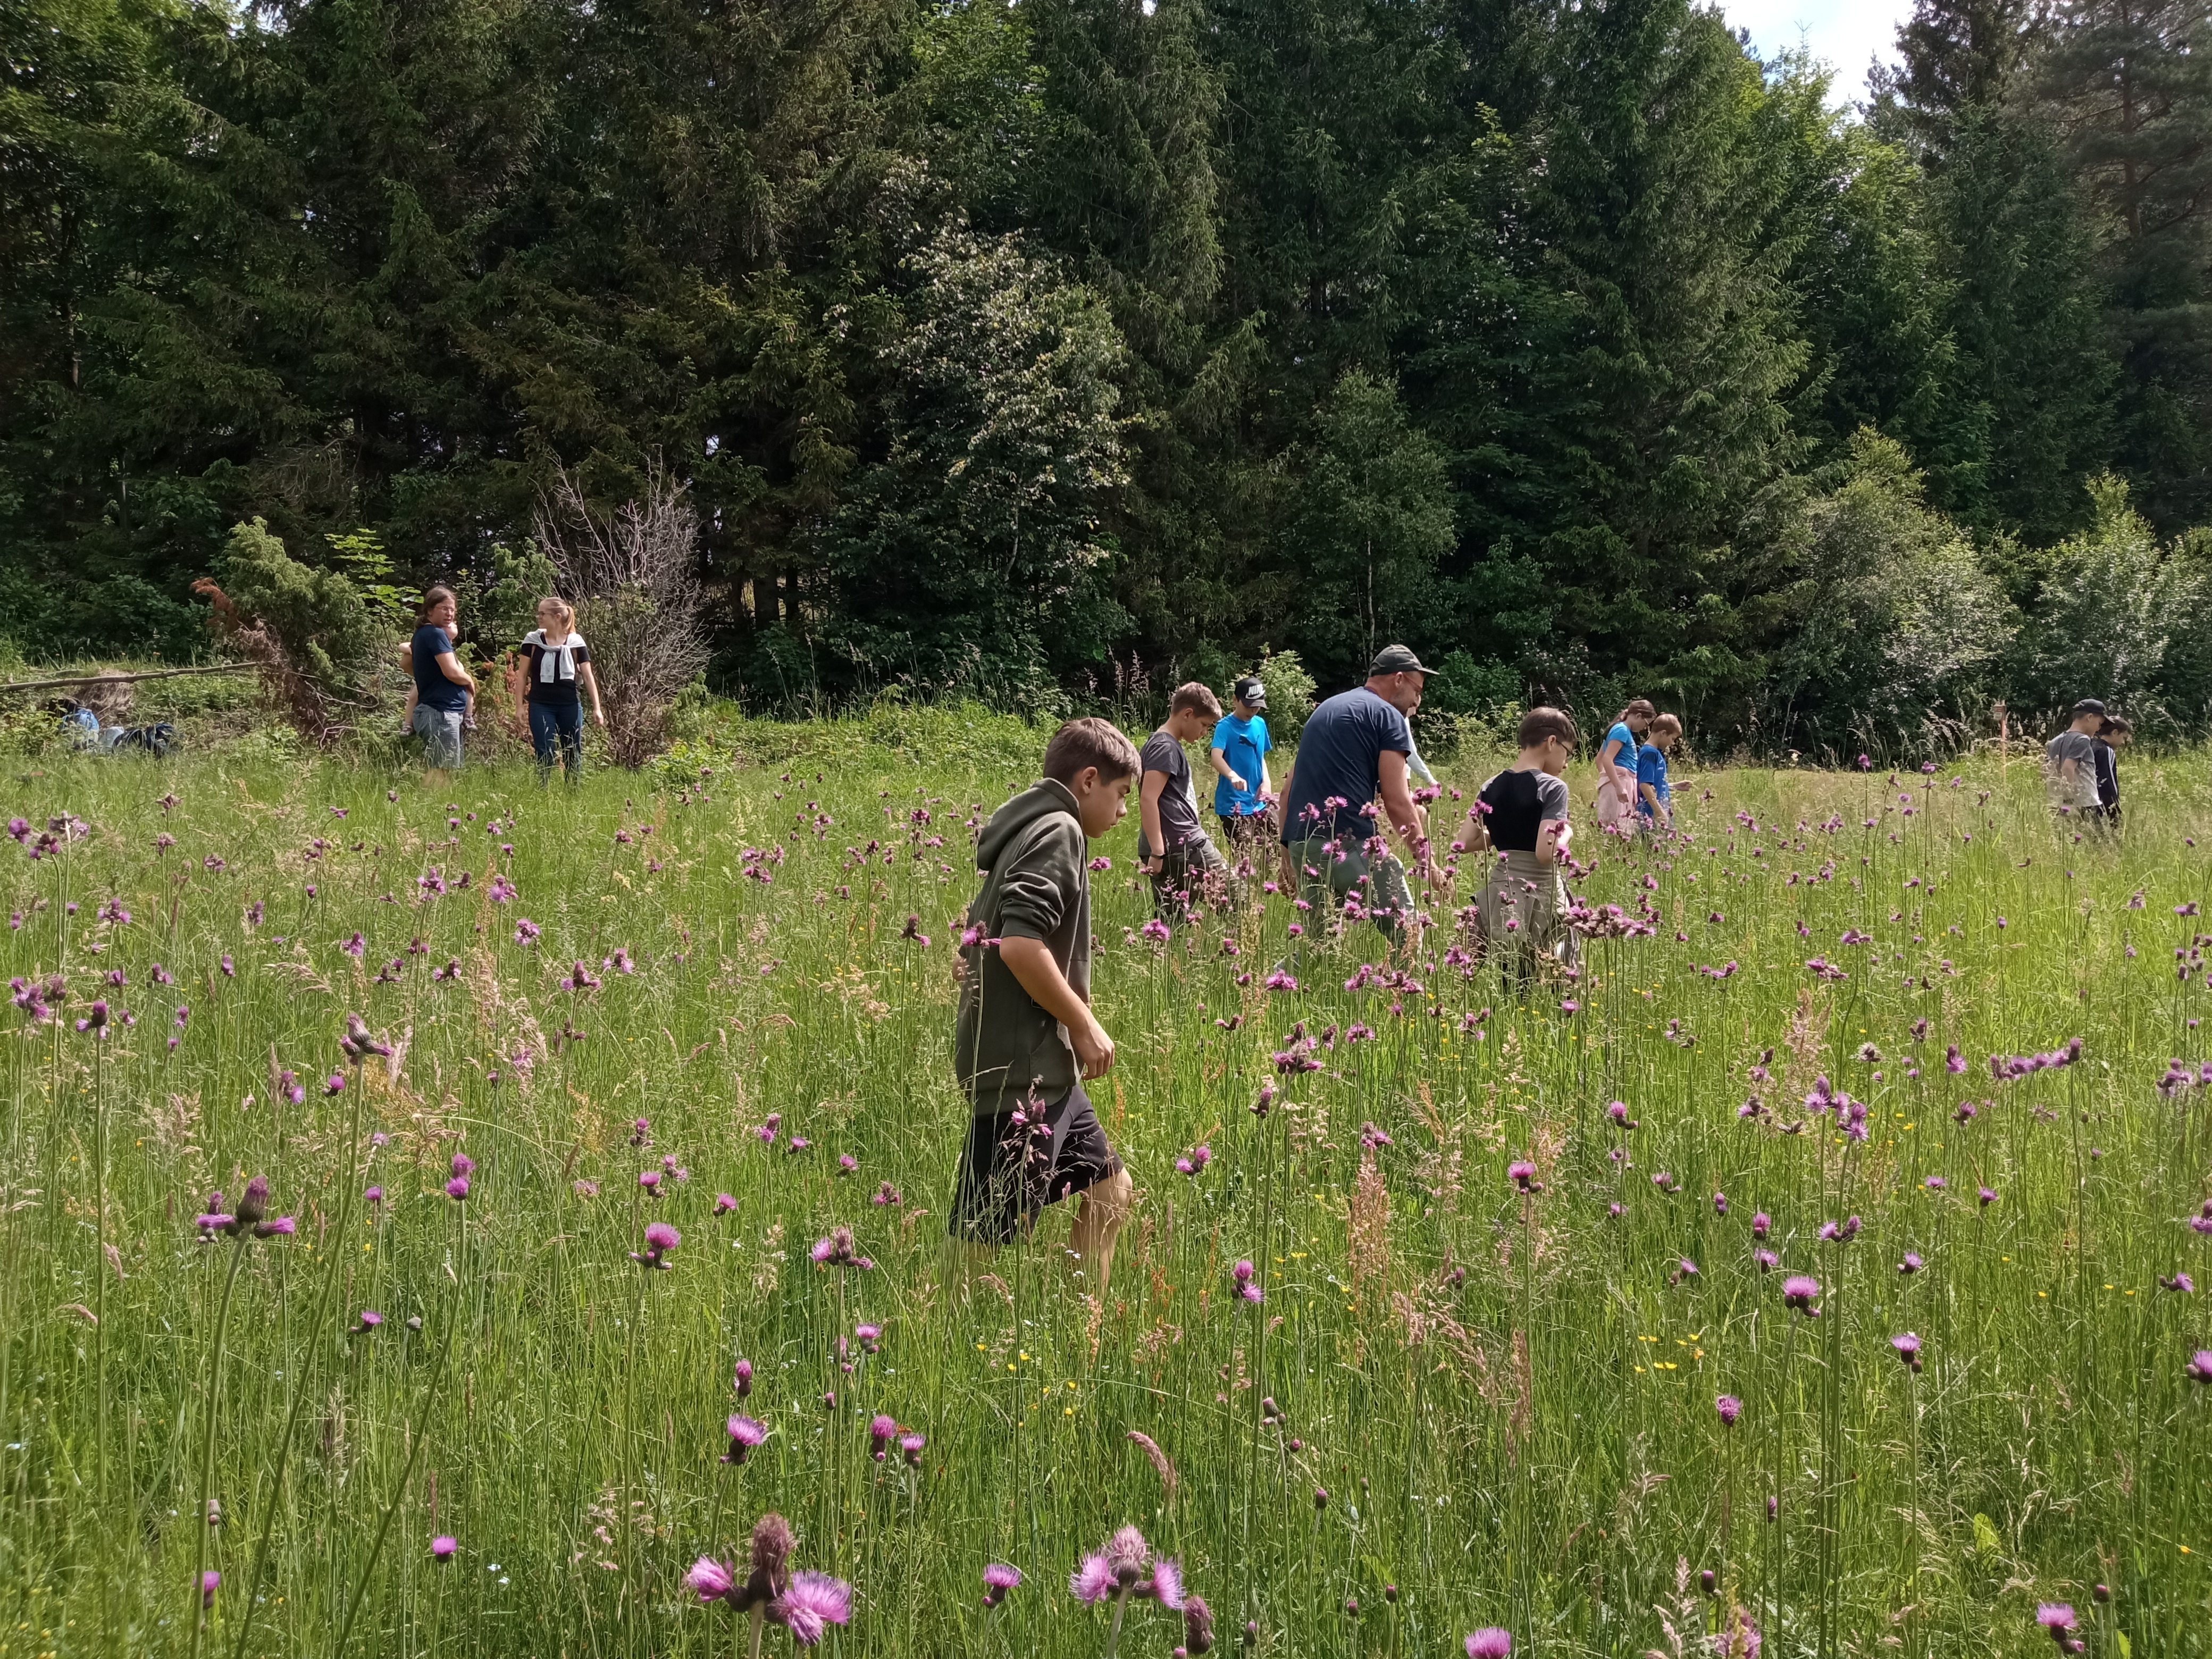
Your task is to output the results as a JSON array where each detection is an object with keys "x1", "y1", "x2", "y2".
[
  {"x1": 411, "y1": 624, "x2": 468, "y2": 713},
  {"x1": 1601, "y1": 721, "x2": 1638, "y2": 788},
  {"x1": 1635, "y1": 743, "x2": 1670, "y2": 817},
  {"x1": 1211, "y1": 713, "x2": 1272, "y2": 816}
]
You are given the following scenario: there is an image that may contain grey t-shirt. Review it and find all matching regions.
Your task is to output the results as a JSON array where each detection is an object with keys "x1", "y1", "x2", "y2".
[
  {"x1": 1140, "y1": 728, "x2": 1204, "y2": 856},
  {"x1": 2045, "y1": 731, "x2": 2100, "y2": 807}
]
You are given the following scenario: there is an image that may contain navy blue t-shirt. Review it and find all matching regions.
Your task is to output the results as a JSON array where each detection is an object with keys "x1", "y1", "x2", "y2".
[
  {"x1": 411, "y1": 624, "x2": 468, "y2": 713},
  {"x1": 1279, "y1": 688, "x2": 1411, "y2": 844}
]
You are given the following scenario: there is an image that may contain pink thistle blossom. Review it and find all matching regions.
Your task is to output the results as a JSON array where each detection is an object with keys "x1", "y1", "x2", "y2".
[{"x1": 770, "y1": 1572, "x2": 852, "y2": 1644}]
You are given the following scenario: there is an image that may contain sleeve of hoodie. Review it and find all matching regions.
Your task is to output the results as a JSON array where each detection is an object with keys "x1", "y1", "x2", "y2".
[{"x1": 995, "y1": 817, "x2": 1083, "y2": 943}]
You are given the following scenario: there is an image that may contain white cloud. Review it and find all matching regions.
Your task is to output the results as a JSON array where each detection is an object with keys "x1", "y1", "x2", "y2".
[{"x1": 1718, "y1": 0, "x2": 1912, "y2": 104}]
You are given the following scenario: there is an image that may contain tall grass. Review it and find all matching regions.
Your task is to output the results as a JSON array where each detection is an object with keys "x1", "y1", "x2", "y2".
[{"x1": 1, "y1": 738, "x2": 2208, "y2": 1657}]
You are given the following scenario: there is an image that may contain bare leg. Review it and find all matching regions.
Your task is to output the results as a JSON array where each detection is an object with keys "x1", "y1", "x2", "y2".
[{"x1": 1066, "y1": 1167, "x2": 1134, "y2": 1297}]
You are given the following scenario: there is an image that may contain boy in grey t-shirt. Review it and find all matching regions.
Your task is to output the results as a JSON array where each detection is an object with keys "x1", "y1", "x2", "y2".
[
  {"x1": 2045, "y1": 699, "x2": 2106, "y2": 816},
  {"x1": 1139, "y1": 683, "x2": 1231, "y2": 923}
]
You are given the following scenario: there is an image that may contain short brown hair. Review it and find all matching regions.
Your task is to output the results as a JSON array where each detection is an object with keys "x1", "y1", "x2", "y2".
[
  {"x1": 2100, "y1": 715, "x2": 2133, "y2": 736},
  {"x1": 1043, "y1": 717, "x2": 1141, "y2": 785},
  {"x1": 1650, "y1": 712, "x2": 1682, "y2": 737},
  {"x1": 1169, "y1": 681, "x2": 1223, "y2": 719},
  {"x1": 418, "y1": 585, "x2": 458, "y2": 622},
  {"x1": 1516, "y1": 706, "x2": 1579, "y2": 750}
]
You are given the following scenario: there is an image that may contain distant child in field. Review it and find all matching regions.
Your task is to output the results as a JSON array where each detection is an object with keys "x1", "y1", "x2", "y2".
[
  {"x1": 1468, "y1": 706, "x2": 1579, "y2": 982},
  {"x1": 518, "y1": 597, "x2": 604, "y2": 784},
  {"x1": 1210, "y1": 675, "x2": 1275, "y2": 864},
  {"x1": 1636, "y1": 713, "x2": 1680, "y2": 832},
  {"x1": 2094, "y1": 714, "x2": 2132, "y2": 828},
  {"x1": 401, "y1": 586, "x2": 475, "y2": 781},
  {"x1": 1596, "y1": 698, "x2": 1655, "y2": 830},
  {"x1": 1139, "y1": 683, "x2": 1231, "y2": 921},
  {"x1": 951, "y1": 717, "x2": 1139, "y2": 1296}
]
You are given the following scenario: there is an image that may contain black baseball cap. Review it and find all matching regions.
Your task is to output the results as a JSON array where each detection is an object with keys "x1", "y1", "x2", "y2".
[
  {"x1": 2072, "y1": 698, "x2": 2108, "y2": 717},
  {"x1": 1233, "y1": 675, "x2": 1267, "y2": 708},
  {"x1": 1369, "y1": 644, "x2": 1433, "y2": 677}
]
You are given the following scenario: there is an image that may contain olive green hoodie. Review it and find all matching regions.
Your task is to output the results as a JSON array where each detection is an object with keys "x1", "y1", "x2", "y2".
[{"x1": 954, "y1": 778, "x2": 1092, "y2": 1115}]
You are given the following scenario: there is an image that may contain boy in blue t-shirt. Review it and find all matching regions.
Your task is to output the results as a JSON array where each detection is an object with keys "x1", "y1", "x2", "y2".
[
  {"x1": 1209, "y1": 676, "x2": 1275, "y2": 861},
  {"x1": 1635, "y1": 713, "x2": 1680, "y2": 831}
]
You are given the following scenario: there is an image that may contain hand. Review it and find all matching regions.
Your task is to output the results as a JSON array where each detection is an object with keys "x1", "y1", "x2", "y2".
[
  {"x1": 1070, "y1": 1015, "x2": 1116, "y2": 1078},
  {"x1": 1228, "y1": 772, "x2": 1247, "y2": 793},
  {"x1": 1140, "y1": 855, "x2": 1162, "y2": 875},
  {"x1": 593, "y1": 709, "x2": 607, "y2": 727}
]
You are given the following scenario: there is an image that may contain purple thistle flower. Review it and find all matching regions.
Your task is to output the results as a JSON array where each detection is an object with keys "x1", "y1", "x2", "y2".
[
  {"x1": 1751, "y1": 1211, "x2": 1771, "y2": 1239},
  {"x1": 714, "y1": 1192, "x2": 737, "y2": 1213},
  {"x1": 513, "y1": 917, "x2": 540, "y2": 945},
  {"x1": 2037, "y1": 1604, "x2": 2077, "y2": 1634},
  {"x1": 1899, "y1": 1251, "x2": 1923, "y2": 1275},
  {"x1": 2188, "y1": 1350, "x2": 2212, "y2": 1385},
  {"x1": 2160, "y1": 1273, "x2": 2194, "y2": 1292},
  {"x1": 354, "y1": 1310, "x2": 383, "y2": 1334},
  {"x1": 685, "y1": 1556, "x2": 736, "y2": 1602},
  {"x1": 1071, "y1": 1553, "x2": 1116, "y2": 1604},
  {"x1": 632, "y1": 1220, "x2": 680, "y2": 1269},
  {"x1": 869, "y1": 1414, "x2": 898, "y2": 1459},
  {"x1": 810, "y1": 1226, "x2": 862, "y2": 1268},
  {"x1": 1891, "y1": 1332, "x2": 1923, "y2": 1371},
  {"x1": 734, "y1": 1358, "x2": 755, "y2": 1397},
  {"x1": 201, "y1": 1569, "x2": 220, "y2": 1607},
  {"x1": 899, "y1": 1432, "x2": 924, "y2": 1466},
  {"x1": 1465, "y1": 1630, "x2": 1513, "y2": 1658},
  {"x1": 445, "y1": 1176, "x2": 470, "y2": 1201},
  {"x1": 1782, "y1": 1275, "x2": 1821, "y2": 1315},
  {"x1": 983, "y1": 1563, "x2": 1022, "y2": 1608},
  {"x1": 432, "y1": 1535, "x2": 457, "y2": 1560},
  {"x1": 1924, "y1": 1175, "x2": 1947, "y2": 1191},
  {"x1": 1754, "y1": 1248, "x2": 1779, "y2": 1272},
  {"x1": 1715, "y1": 1394, "x2": 1742, "y2": 1426},
  {"x1": 1144, "y1": 1558, "x2": 1186, "y2": 1610},
  {"x1": 724, "y1": 1414, "x2": 768, "y2": 1463},
  {"x1": 1979, "y1": 1186, "x2": 1998, "y2": 1207}
]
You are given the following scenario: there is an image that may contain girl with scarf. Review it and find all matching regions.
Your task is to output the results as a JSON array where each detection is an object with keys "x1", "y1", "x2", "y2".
[{"x1": 517, "y1": 597, "x2": 604, "y2": 782}]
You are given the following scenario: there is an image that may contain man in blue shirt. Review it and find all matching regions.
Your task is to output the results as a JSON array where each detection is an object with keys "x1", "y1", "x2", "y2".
[
  {"x1": 1209, "y1": 675, "x2": 1274, "y2": 865},
  {"x1": 1277, "y1": 645, "x2": 1432, "y2": 954}
]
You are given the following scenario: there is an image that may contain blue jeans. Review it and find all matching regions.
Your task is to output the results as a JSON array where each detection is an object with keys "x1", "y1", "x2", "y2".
[{"x1": 529, "y1": 700, "x2": 583, "y2": 782}]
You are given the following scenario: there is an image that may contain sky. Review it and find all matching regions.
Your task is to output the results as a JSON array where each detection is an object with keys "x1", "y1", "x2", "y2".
[{"x1": 1718, "y1": 0, "x2": 1914, "y2": 104}]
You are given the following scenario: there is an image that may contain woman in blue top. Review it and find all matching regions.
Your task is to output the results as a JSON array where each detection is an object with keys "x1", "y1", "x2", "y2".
[{"x1": 1595, "y1": 698, "x2": 1654, "y2": 831}]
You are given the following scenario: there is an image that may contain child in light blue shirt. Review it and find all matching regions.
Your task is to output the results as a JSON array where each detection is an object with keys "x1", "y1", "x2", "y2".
[{"x1": 1635, "y1": 713, "x2": 1679, "y2": 830}]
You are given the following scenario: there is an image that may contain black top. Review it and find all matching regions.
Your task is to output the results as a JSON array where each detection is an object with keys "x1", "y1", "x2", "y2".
[
  {"x1": 520, "y1": 630, "x2": 591, "y2": 708},
  {"x1": 2093, "y1": 739, "x2": 2119, "y2": 808},
  {"x1": 1477, "y1": 767, "x2": 1570, "y2": 853}
]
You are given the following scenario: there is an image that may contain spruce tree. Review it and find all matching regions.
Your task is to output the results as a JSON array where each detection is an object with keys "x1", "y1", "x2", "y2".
[{"x1": 2037, "y1": 0, "x2": 2212, "y2": 525}]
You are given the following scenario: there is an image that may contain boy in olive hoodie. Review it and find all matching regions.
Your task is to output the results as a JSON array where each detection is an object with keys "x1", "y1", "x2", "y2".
[{"x1": 952, "y1": 717, "x2": 1140, "y2": 1293}]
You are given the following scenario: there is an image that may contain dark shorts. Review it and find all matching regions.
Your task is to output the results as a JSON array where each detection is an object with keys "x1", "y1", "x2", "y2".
[{"x1": 950, "y1": 1082, "x2": 1123, "y2": 1244}]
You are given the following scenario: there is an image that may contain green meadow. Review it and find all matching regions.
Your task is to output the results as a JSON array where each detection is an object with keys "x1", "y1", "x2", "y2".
[{"x1": 2, "y1": 723, "x2": 2208, "y2": 1658}]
